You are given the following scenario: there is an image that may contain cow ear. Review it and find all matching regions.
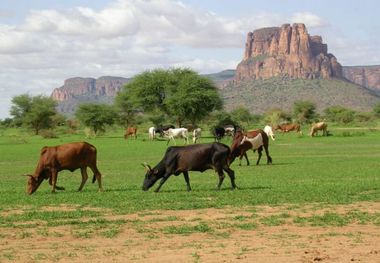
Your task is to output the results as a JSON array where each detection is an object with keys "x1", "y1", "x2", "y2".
[{"x1": 153, "y1": 169, "x2": 159, "y2": 174}]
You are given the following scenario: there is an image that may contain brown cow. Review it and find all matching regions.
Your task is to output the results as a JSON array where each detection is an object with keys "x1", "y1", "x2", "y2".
[
  {"x1": 274, "y1": 123, "x2": 302, "y2": 134},
  {"x1": 124, "y1": 127, "x2": 137, "y2": 139},
  {"x1": 25, "y1": 142, "x2": 103, "y2": 194},
  {"x1": 310, "y1": 122, "x2": 328, "y2": 137},
  {"x1": 229, "y1": 130, "x2": 272, "y2": 166}
]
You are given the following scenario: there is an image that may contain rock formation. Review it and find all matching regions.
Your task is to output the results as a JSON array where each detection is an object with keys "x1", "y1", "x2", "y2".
[
  {"x1": 51, "y1": 76, "x2": 130, "y2": 102},
  {"x1": 343, "y1": 65, "x2": 380, "y2": 94},
  {"x1": 235, "y1": 23, "x2": 342, "y2": 82}
]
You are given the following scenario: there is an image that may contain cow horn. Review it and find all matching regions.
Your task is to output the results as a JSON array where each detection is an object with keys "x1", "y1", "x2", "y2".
[
  {"x1": 141, "y1": 162, "x2": 152, "y2": 171},
  {"x1": 22, "y1": 174, "x2": 33, "y2": 177}
]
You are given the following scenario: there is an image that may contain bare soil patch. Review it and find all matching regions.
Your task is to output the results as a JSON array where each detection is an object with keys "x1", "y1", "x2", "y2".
[{"x1": 0, "y1": 202, "x2": 379, "y2": 262}]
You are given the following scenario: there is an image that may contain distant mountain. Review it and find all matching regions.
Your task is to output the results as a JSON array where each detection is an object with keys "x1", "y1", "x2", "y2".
[
  {"x1": 235, "y1": 23, "x2": 342, "y2": 83},
  {"x1": 50, "y1": 23, "x2": 380, "y2": 116},
  {"x1": 51, "y1": 76, "x2": 130, "y2": 115},
  {"x1": 342, "y1": 65, "x2": 380, "y2": 95},
  {"x1": 219, "y1": 76, "x2": 379, "y2": 114}
]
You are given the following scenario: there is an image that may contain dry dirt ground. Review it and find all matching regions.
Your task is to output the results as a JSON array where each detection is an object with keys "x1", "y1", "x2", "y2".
[{"x1": 0, "y1": 202, "x2": 379, "y2": 262}]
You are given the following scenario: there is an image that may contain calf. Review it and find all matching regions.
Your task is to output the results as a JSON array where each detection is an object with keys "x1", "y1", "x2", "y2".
[
  {"x1": 142, "y1": 143, "x2": 236, "y2": 192},
  {"x1": 124, "y1": 127, "x2": 137, "y2": 139},
  {"x1": 25, "y1": 142, "x2": 103, "y2": 194}
]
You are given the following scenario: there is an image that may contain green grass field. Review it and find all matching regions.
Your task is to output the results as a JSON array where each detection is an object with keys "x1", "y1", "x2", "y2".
[
  {"x1": 1, "y1": 127, "x2": 379, "y2": 262},
  {"x1": 0, "y1": 126, "x2": 379, "y2": 215}
]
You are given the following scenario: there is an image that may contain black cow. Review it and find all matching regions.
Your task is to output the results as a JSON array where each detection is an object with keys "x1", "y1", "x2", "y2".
[
  {"x1": 214, "y1": 127, "x2": 225, "y2": 142},
  {"x1": 155, "y1": 125, "x2": 175, "y2": 137},
  {"x1": 142, "y1": 142, "x2": 236, "y2": 192}
]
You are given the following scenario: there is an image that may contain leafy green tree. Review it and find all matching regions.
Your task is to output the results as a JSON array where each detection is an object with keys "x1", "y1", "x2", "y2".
[
  {"x1": 230, "y1": 107, "x2": 261, "y2": 127},
  {"x1": 114, "y1": 90, "x2": 138, "y2": 128},
  {"x1": 118, "y1": 68, "x2": 222, "y2": 127},
  {"x1": 75, "y1": 103, "x2": 116, "y2": 135},
  {"x1": 293, "y1": 100, "x2": 316, "y2": 123},
  {"x1": 264, "y1": 108, "x2": 291, "y2": 125},
  {"x1": 324, "y1": 106, "x2": 355, "y2": 124},
  {"x1": 10, "y1": 94, "x2": 57, "y2": 134}
]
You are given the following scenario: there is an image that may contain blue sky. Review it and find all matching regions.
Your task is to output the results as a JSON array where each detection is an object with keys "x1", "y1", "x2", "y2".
[{"x1": 0, "y1": 0, "x2": 379, "y2": 118}]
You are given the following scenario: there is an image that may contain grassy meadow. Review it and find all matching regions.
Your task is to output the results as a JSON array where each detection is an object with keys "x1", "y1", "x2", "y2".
[
  {"x1": 0, "y1": 126, "x2": 379, "y2": 214},
  {"x1": 1, "y1": 126, "x2": 380, "y2": 262}
]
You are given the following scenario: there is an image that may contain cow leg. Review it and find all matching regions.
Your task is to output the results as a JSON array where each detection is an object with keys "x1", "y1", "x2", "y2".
[
  {"x1": 51, "y1": 169, "x2": 58, "y2": 193},
  {"x1": 244, "y1": 152, "x2": 250, "y2": 166},
  {"x1": 155, "y1": 173, "x2": 172, "y2": 192},
  {"x1": 223, "y1": 166, "x2": 237, "y2": 189},
  {"x1": 183, "y1": 171, "x2": 192, "y2": 191},
  {"x1": 49, "y1": 176, "x2": 65, "y2": 191},
  {"x1": 89, "y1": 165, "x2": 103, "y2": 192},
  {"x1": 264, "y1": 145, "x2": 272, "y2": 164},
  {"x1": 256, "y1": 147, "x2": 263, "y2": 165},
  {"x1": 78, "y1": 167, "x2": 88, "y2": 191},
  {"x1": 216, "y1": 168, "x2": 225, "y2": 190}
]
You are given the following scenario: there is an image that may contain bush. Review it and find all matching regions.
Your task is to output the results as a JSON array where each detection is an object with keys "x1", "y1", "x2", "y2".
[{"x1": 39, "y1": 129, "x2": 58, "y2": 139}]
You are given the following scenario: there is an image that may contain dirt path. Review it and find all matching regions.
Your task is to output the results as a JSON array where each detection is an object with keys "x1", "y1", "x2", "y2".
[{"x1": 0, "y1": 202, "x2": 379, "y2": 262}]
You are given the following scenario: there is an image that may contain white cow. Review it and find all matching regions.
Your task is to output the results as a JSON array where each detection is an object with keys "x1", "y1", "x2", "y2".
[
  {"x1": 148, "y1": 127, "x2": 156, "y2": 140},
  {"x1": 164, "y1": 128, "x2": 189, "y2": 145},
  {"x1": 192, "y1": 128, "x2": 202, "y2": 144},
  {"x1": 263, "y1": 125, "x2": 275, "y2": 141}
]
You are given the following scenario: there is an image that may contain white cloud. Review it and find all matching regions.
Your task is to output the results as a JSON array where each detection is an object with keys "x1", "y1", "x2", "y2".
[
  {"x1": 291, "y1": 12, "x2": 329, "y2": 28},
  {"x1": 0, "y1": 0, "x2": 378, "y2": 119}
]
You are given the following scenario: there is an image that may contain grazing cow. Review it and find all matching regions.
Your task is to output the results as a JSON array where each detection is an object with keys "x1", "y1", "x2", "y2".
[
  {"x1": 229, "y1": 130, "x2": 272, "y2": 166},
  {"x1": 124, "y1": 127, "x2": 137, "y2": 139},
  {"x1": 264, "y1": 125, "x2": 275, "y2": 141},
  {"x1": 274, "y1": 123, "x2": 302, "y2": 134},
  {"x1": 142, "y1": 142, "x2": 236, "y2": 192},
  {"x1": 155, "y1": 125, "x2": 175, "y2": 137},
  {"x1": 164, "y1": 128, "x2": 189, "y2": 145},
  {"x1": 25, "y1": 142, "x2": 103, "y2": 194},
  {"x1": 214, "y1": 127, "x2": 225, "y2": 142},
  {"x1": 310, "y1": 122, "x2": 328, "y2": 137},
  {"x1": 192, "y1": 128, "x2": 202, "y2": 144},
  {"x1": 148, "y1": 127, "x2": 156, "y2": 140}
]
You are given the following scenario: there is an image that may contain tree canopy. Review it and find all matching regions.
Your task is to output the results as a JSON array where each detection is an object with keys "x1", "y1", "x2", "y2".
[
  {"x1": 116, "y1": 68, "x2": 223, "y2": 126},
  {"x1": 75, "y1": 103, "x2": 116, "y2": 135},
  {"x1": 10, "y1": 94, "x2": 57, "y2": 134}
]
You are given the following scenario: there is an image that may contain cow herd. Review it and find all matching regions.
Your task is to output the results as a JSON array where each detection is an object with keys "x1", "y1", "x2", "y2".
[{"x1": 24, "y1": 122, "x2": 328, "y2": 194}]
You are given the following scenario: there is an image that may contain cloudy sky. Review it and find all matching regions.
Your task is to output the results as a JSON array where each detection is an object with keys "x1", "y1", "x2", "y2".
[{"x1": 0, "y1": 0, "x2": 379, "y2": 118}]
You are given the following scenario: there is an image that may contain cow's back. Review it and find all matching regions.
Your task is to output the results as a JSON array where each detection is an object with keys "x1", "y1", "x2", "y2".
[
  {"x1": 52, "y1": 142, "x2": 97, "y2": 170},
  {"x1": 165, "y1": 143, "x2": 230, "y2": 172}
]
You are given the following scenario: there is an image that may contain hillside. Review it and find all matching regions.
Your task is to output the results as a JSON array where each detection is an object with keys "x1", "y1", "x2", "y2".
[
  {"x1": 342, "y1": 65, "x2": 380, "y2": 95},
  {"x1": 219, "y1": 77, "x2": 379, "y2": 114}
]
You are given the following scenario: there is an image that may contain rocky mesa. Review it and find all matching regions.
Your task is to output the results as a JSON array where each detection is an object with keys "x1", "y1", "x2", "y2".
[
  {"x1": 51, "y1": 76, "x2": 130, "y2": 102},
  {"x1": 235, "y1": 23, "x2": 342, "y2": 82}
]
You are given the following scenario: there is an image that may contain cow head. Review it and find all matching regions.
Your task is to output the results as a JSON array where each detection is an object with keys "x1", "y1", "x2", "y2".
[
  {"x1": 141, "y1": 163, "x2": 162, "y2": 191},
  {"x1": 25, "y1": 174, "x2": 45, "y2": 194}
]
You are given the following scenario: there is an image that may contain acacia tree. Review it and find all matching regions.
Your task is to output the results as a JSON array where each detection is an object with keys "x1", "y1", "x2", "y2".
[
  {"x1": 10, "y1": 94, "x2": 57, "y2": 134},
  {"x1": 116, "y1": 68, "x2": 222, "y2": 127},
  {"x1": 75, "y1": 103, "x2": 116, "y2": 135},
  {"x1": 293, "y1": 100, "x2": 316, "y2": 123}
]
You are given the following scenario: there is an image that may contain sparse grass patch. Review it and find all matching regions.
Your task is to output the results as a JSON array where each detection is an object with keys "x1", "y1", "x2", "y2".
[{"x1": 162, "y1": 222, "x2": 213, "y2": 235}]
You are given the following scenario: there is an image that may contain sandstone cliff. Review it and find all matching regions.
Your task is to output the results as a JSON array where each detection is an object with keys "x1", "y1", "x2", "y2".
[
  {"x1": 51, "y1": 76, "x2": 130, "y2": 115},
  {"x1": 51, "y1": 76, "x2": 130, "y2": 102},
  {"x1": 343, "y1": 65, "x2": 380, "y2": 94},
  {"x1": 235, "y1": 23, "x2": 342, "y2": 82}
]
